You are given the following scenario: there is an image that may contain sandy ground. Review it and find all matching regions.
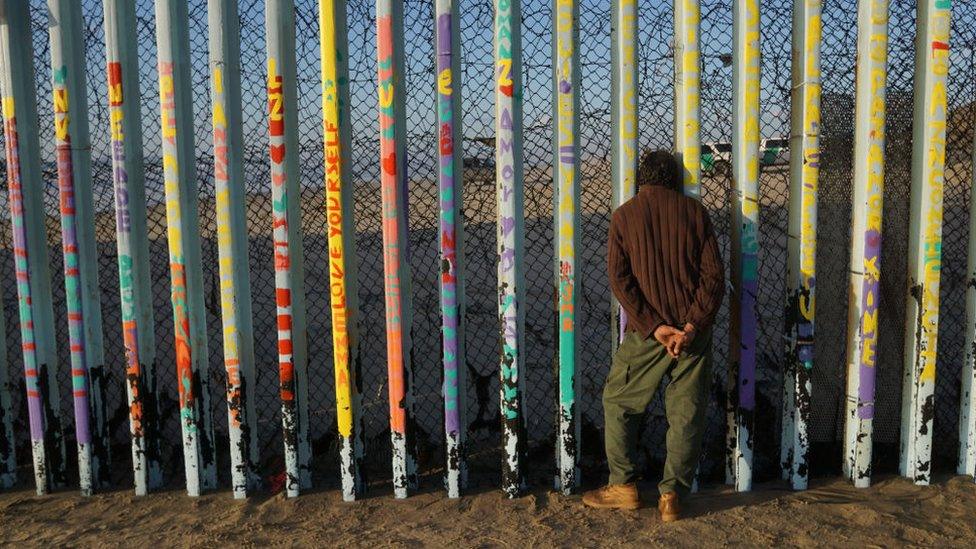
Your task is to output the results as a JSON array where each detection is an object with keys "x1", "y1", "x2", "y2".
[{"x1": 1, "y1": 474, "x2": 975, "y2": 547}]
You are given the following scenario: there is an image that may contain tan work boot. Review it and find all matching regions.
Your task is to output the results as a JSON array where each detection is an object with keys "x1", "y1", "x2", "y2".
[
  {"x1": 658, "y1": 492, "x2": 681, "y2": 522},
  {"x1": 581, "y1": 483, "x2": 640, "y2": 510}
]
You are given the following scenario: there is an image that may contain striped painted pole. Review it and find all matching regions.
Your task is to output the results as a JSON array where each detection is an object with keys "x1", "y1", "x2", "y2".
[
  {"x1": 495, "y1": 0, "x2": 527, "y2": 498},
  {"x1": 674, "y1": 0, "x2": 701, "y2": 198},
  {"x1": 610, "y1": 0, "x2": 637, "y2": 350},
  {"x1": 103, "y1": 0, "x2": 164, "y2": 495},
  {"x1": 154, "y1": 0, "x2": 217, "y2": 497},
  {"x1": 377, "y1": 0, "x2": 417, "y2": 499},
  {"x1": 553, "y1": 0, "x2": 580, "y2": 495},
  {"x1": 780, "y1": 0, "x2": 822, "y2": 492},
  {"x1": 726, "y1": 0, "x2": 760, "y2": 493},
  {"x1": 0, "y1": 0, "x2": 69, "y2": 494},
  {"x1": 435, "y1": 0, "x2": 467, "y2": 499},
  {"x1": 900, "y1": 0, "x2": 950, "y2": 486},
  {"x1": 842, "y1": 0, "x2": 888, "y2": 489},
  {"x1": 321, "y1": 0, "x2": 366, "y2": 502},
  {"x1": 959, "y1": 102, "x2": 976, "y2": 479},
  {"x1": 48, "y1": 0, "x2": 111, "y2": 495},
  {"x1": 0, "y1": 306, "x2": 13, "y2": 488},
  {"x1": 208, "y1": 0, "x2": 260, "y2": 499},
  {"x1": 267, "y1": 0, "x2": 312, "y2": 497}
]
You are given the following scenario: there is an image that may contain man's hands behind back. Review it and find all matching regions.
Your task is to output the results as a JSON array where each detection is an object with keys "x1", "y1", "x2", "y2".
[{"x1": 653, "y1": 323, "x2": 698, "y2": 358}]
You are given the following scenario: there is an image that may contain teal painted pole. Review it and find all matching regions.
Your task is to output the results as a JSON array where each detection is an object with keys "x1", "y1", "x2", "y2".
[
  {"x1": 434, "y1": 0, "x2": 467, "y2": 498},
  {"x1": 0, "y1": 0, "x2": 69, "y2": 495},
  {"x1": 726, "y1": 0, "x2": 760, "y2": 493},
  {"x1": 267, "y1": 0, "x2": 312, "y2": 497},
  {"x1": 900, "y1": 0, "x2": 950, "y2": 486},
  {"x1": 208, "y1": 0, "x2": 260, "y2": 499},
  {"x1": 321, "y1": 0, "x2": 366, "y2": 502},
  {"x1": 377, "y1": 0, "x2": 418, "y2": 499},
  {"x1": 553, "y1": 0, "x2": 580, "y2": 495},
  {"x1": 610, "y1": 0, "x2": 637, "y2": 350},
  {"x1": 154, "y1": 0, "x2": 217, "y2": 497},
  {"x1": 781, "y1": 0, "x2": 822, "y2": 492},
  {"x1": 674, "y1": 0, "x2": 701, "y2": 198},
  {"x1": 48, "y1": 0, "x2": 112, "y2": 495},
  {"x1": 495, "y1": 0, "x2": 527, "y2": 498},
  {"x1": 103, "y1": 0, "x2": 164, "y2": 496}
]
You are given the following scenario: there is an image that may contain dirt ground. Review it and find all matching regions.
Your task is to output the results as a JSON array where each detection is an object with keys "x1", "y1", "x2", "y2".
[{"x1": 1, "y1": 474, "x2": 975, "y2": 547}]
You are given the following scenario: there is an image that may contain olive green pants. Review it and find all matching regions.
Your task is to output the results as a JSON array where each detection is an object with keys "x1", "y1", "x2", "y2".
[{"x1": 603, "y1": 329, "x2": 711, "y2": 497}]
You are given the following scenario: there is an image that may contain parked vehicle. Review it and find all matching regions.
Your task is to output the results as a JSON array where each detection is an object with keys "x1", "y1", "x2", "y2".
[{"x1": 701, "y1": 137, "x2": 790, "y2": 176}]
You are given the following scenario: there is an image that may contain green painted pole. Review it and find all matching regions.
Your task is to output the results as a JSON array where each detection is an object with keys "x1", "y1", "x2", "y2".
[{"x1": 553, "y1": 0, "x2": 580, "y2": 495}]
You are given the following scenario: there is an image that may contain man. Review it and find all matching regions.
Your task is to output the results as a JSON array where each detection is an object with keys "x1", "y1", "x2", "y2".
[{"x1": 583, "y1": 150, "x2": 725, "y2": 522}]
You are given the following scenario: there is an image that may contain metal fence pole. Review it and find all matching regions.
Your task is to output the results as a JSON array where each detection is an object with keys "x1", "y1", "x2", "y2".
[
  {"x1": 267, "y1": 0, "x2": 312, "y2": 497},
  {"x1": 496, "y1": 0, "x2": 527, "y2": 498},
  {"x1": 208, "y1": 0, "x2": 260, "y2": 499},
  {"x1": 0, "y1": 305, "x2": 12, "y2": 488},
  {"x1": 674, "y1": 0, "x2": 701, "y2": 198},
  {"x1": 726, "y1": 0, "x2": 760, "y2": 493},
  {"x1": 553, "y1": 0, "x2": 580, "y2": 495},
  {"x1": 781, "y1": 0, "x2": 822, "y2": 492},
  {"x1": 154, "y1": 0, "x2": 217, "y2": 497},
  {"x1": 103, "y1": 0, "x2": 163, "y2": 496},
  {"x1": 842, "y1": 0, "x2": 887, "y2": 489},
  {"x1": 610, "y1": 0, "x2": 637, "y2": 350},
  {"x1": 321, "y1": 0, "x2": 366, "y2": 502},
  {"x1": 901, "y1": 0, "x2": 950, "y2": 486},
  {"x1": 47, "y1": 0, "x2": 111, "y2": 496},
  {"x1": 959, "y1": 105, "x2": 976, "y2": 479},
  {"x1": 435, "y1": 0, "x2": 467, "y2": 499},
  {"x1": 377, "y1": 0, "x2": 418, "y2": 499},
  {"x1": 0, "y1": 0, "x2": 69, "y2": 495}
]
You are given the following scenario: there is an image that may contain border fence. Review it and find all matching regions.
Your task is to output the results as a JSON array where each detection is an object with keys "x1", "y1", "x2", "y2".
[{"x1": 1, "y1": 0, "x2": 976, "y2": 499}]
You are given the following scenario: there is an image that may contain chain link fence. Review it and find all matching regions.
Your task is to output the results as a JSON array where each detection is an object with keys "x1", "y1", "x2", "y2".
[{"x1": 1, "y1": 0, "x2": 976, "y2": 491}]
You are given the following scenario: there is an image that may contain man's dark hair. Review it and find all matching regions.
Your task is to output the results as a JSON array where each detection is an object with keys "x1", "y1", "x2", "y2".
[{"x1": 637, "y1": 149, "x2": 681, "y2": 190}]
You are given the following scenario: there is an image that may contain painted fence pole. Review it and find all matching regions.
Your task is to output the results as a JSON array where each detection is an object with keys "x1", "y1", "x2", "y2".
[
  {"x1": 377, "y1": 0, "x2": 418, "y2": 499},
  {"x1": 0, "y1": 0, "x2": 69, "y2": 495},
  {"x1": 842, "y1": 0, "x2": 887, "y2": 489},
  {"x1": 154, "y1": 0, "x2": 217, "y2": 497},
  {"x1": 900, "y1": 0, "x2": 950, "y2": 486},
  {"x1": 321, "y1": 0, "x2": 366, "y2": 502},
  {"x1": 0, "y1": 306, "x2": 12, "y2": 488},
  {"x1": 553, "y1": 0, "x2": 580, "y2": 495},
  {"x1": 208, "y1": 0, "x2": 260, "y2": 499},
  {"x1": 610, "y1": 0, "x2": 637, "y2": 350},
  {"x1": 726, "y1": 0, "x2": 760, "y2": 493},
  {"x1": 103, "y1": 0, "x2": 164, "y2": 495},
  {"x1": 781, "y1": 0, "x2": 822, "y2": 492},
  {"x1": 959, "y1": 100, "x2": 976, "y2": 479},
  {"x1": 495, "y1": 0, "x2": 527, "y2": 498},
  {"x1": 435, "y1": 0, "x2": 467, "y2": 498},
  {"x1": 267, "y1": 0, "x2": 312, "y2": 497},
  {"x1": 674, "y1": 0, "x2": 701, "y2": 198},
  {"x1": 48, "y1": 0, "x2": 111, "y2": 495}
]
